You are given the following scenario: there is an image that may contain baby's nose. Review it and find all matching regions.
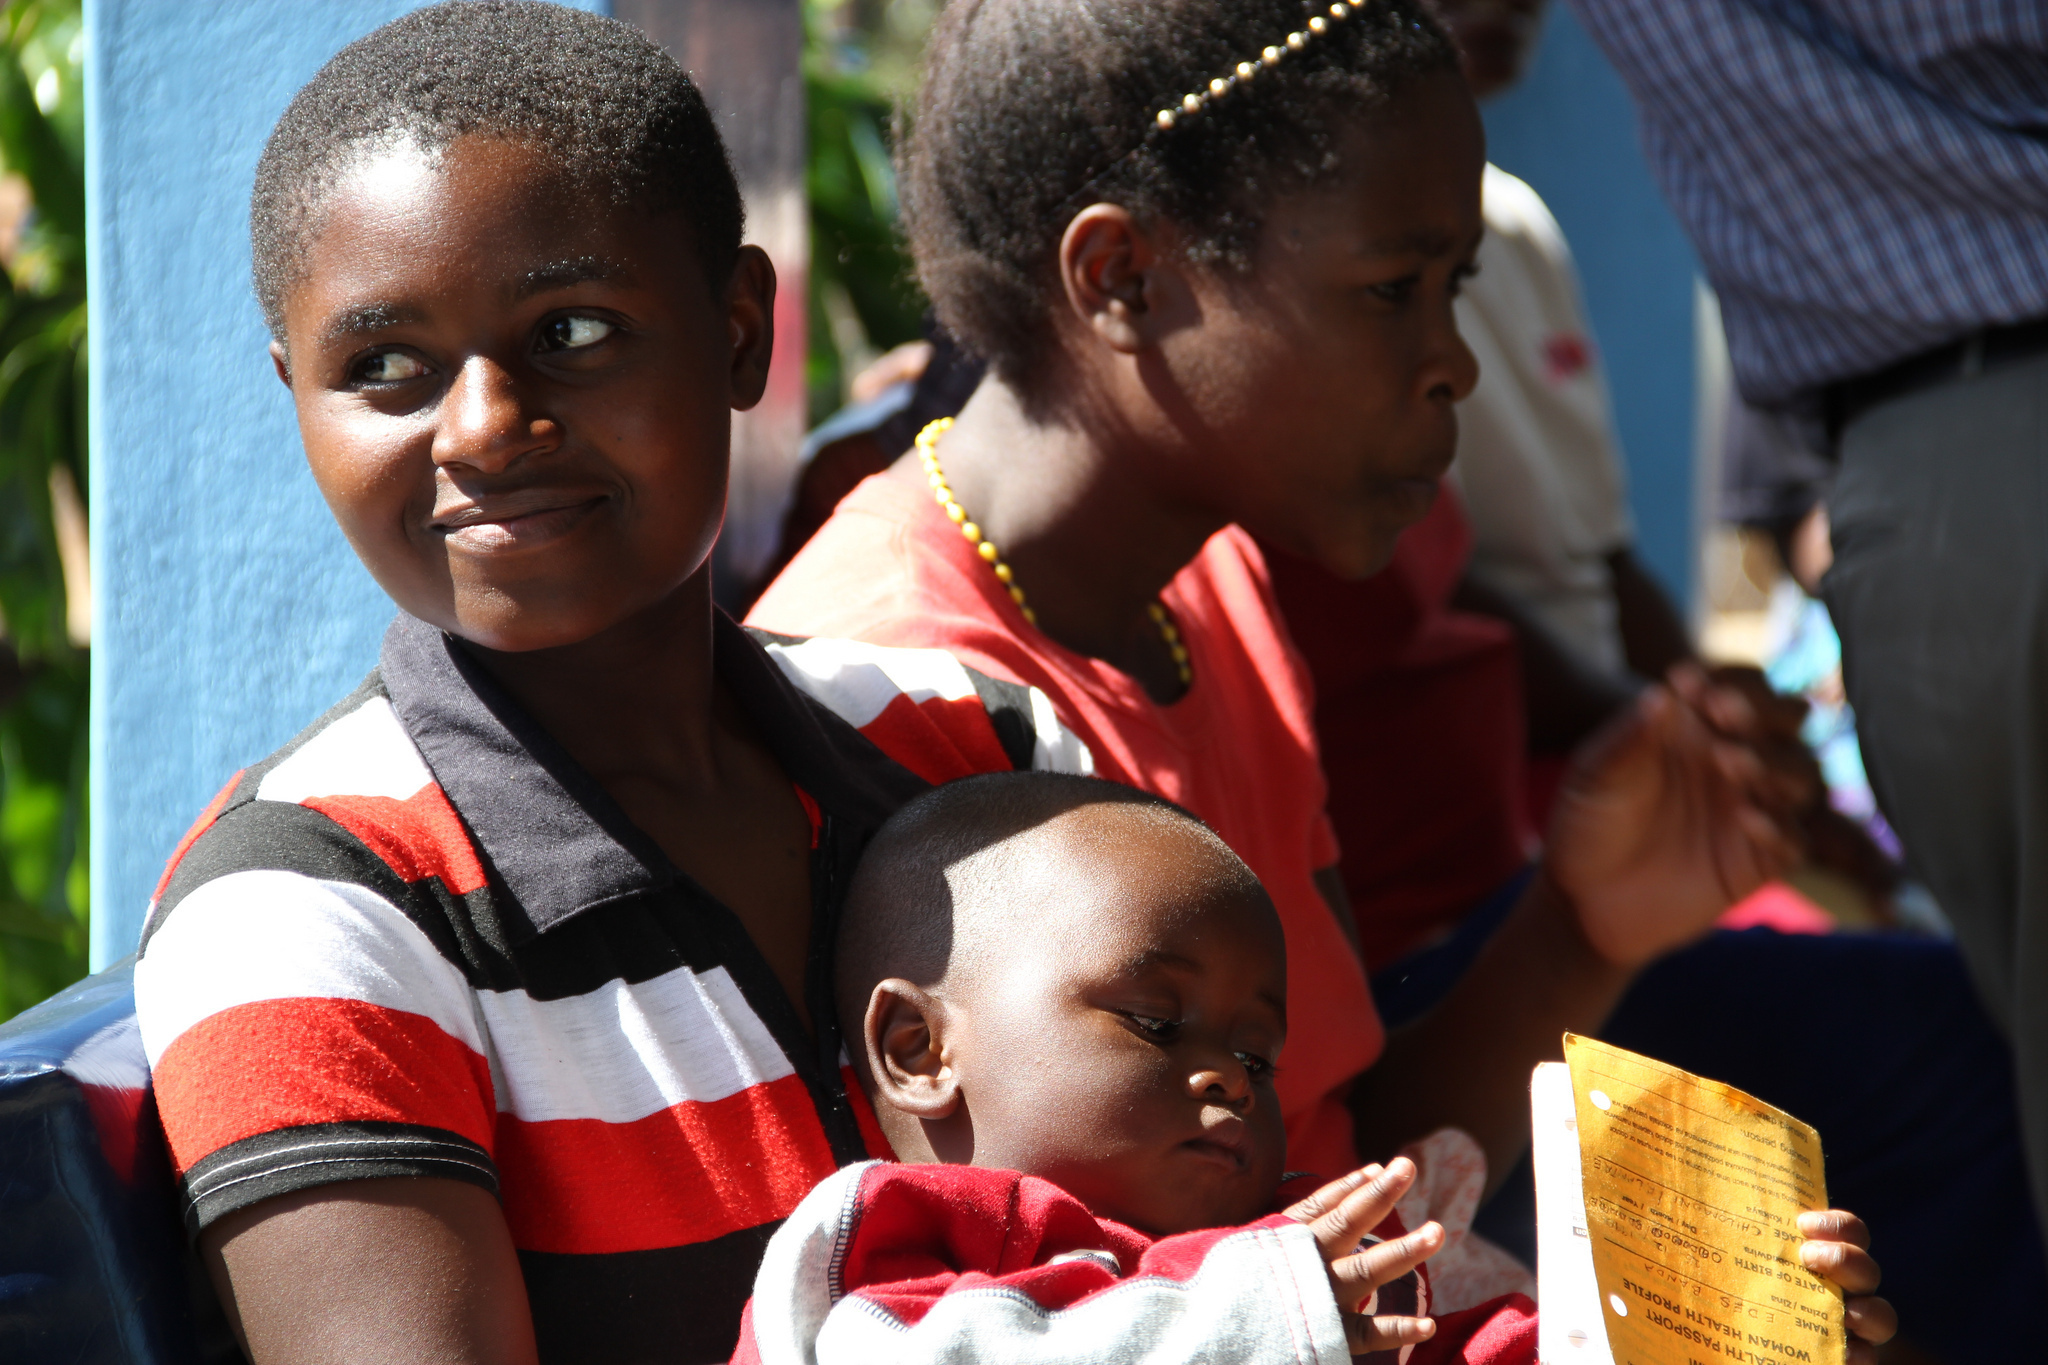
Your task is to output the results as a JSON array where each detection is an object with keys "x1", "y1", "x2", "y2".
[{"x1": 1188, "y1": 1063, "x2": 1252, "y2": 1105}]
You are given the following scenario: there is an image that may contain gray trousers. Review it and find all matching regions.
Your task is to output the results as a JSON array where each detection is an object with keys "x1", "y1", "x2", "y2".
[{"x1": 1824, "y1": 348, "x2": 2048, "y2": 1226}]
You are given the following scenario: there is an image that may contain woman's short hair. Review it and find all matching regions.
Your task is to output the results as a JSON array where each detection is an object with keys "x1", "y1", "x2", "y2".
[{"x1": 251, "y1": 0, "x2": 742, "y2": 340}]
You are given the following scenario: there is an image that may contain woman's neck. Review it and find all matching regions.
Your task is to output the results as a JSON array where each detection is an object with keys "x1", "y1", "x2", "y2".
[
  {"x1": 915, "y1": 377, "x2": 1225, "y2": 693},
  {"x1": 465, "y1": 574, "x2": 725, "y2": 792}
]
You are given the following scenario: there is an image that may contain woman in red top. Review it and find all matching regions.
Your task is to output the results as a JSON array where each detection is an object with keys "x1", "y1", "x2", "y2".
[{"x1": 751, "y1": 0, "x2": 1804, "y2": 1199}]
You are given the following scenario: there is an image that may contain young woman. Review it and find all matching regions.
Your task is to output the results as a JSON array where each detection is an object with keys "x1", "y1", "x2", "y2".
[{"x1": 754, "y1": 0, "x2": 1796, "y2": 1187}]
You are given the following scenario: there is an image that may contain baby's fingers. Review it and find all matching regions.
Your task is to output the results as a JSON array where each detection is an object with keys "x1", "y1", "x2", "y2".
[
  {"x1": 1345, "y1": 1312, "x2": 1437, "y2": 1357},
  {"x1": 1287, "y1": 1158, "x2": 1418, "y2": 1262},
  {"x1": 1329, "y1": 1221, "x2": 1444, "y2": 1312},
  {"x1": 1283, "y1": 1163, "x2": 1383, "y2": 1226}
]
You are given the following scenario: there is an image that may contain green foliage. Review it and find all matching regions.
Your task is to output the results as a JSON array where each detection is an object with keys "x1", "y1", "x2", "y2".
[
  {"x1": 804, "y1": 0, "x2": 931, "y2": 424},
  {"x1": 0, "y1": 0, "x2": 88, "y2": 1022}
]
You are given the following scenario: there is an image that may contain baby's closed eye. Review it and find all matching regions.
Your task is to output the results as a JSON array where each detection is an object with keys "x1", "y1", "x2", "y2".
[{"x1": 1123, "y1": 1012, "x2": 1181, "y2": 1040}]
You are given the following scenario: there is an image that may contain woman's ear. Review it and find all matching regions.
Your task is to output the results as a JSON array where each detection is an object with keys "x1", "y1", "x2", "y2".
[
  {"x1": 865, "y1": 978, "x2": 961, "y2": 1121},
  {"x1": 1057, "y1": 203, "x2": 1187, "y2": 355},
  {"x1": 726, "y1": 244, "x2": 777, "y2": 411}
]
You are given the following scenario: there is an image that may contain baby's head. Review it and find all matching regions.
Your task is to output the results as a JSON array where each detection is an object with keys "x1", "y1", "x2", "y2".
[
  {"x1": 838, "y1": 773, "x2": 1289, "y2": 1237},
  {"x1": 252, "y1": 1, "x2": 769, "y2": 654}
]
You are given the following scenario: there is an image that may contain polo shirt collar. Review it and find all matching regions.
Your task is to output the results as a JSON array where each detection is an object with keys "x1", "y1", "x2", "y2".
[{"x1": 378, "y1": 609, "x2": 919, "y2": 943}]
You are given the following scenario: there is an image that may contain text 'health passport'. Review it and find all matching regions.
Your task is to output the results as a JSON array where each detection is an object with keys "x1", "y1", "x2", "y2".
[{"x1": 1531, "y1": 1034, "x2": 1843, "y2": 1365}]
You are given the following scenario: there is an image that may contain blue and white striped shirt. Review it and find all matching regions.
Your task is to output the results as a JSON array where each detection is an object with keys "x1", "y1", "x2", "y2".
[{"x1": 1568, "y1": 0, "x2": 2048, "y2": 405}]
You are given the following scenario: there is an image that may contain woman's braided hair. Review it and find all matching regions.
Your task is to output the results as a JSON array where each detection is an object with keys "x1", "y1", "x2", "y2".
[
  {"x1": 250, "y1": 0, "x2": 742, "y2": 342},
  {"x1": 900, "y1": 0, "x2": 1458, "y2": 386}
]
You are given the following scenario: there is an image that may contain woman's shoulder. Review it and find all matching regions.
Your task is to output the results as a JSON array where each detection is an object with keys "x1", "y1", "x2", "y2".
[
  {"x1": 1172, "y1": 526, "x2": 1325, "y2": 731},
  {"x1": 1174, "y1": 527, "x2": 1296, "y2": 664},
  {"x1": 750, "y1": 473, "x2": 1034, "y2": 675},
  {"x1": 138, "y1": 672, "x2": 476, "y2": 951},
  {"x1": 750, "y1": 472, "x2": 934, "y2": 637},
  {"x1": 134, "y1": 669, "x2": 486, "y2": 1055}
]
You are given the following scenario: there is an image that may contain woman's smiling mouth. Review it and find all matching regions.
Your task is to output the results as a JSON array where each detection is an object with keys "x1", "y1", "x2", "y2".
[{"x1": 430, "y1": 488, "x2": 610, "y2": 551}]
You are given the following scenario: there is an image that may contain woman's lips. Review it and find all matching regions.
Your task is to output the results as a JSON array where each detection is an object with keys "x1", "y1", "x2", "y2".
[{"x1": 432, "y1": 492, "x2": 607, "y2": 551}]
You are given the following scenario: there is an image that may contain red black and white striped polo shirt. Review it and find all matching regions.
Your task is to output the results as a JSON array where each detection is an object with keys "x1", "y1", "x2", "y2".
[{"x1": 133, "y1": 610, "x2": 1089, "y2": 1364}]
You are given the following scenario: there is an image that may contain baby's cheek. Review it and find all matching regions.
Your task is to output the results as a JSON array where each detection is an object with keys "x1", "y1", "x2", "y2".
[{"x1": 1250, "y1": 1104, "x2": 1289, "y2": 1176}]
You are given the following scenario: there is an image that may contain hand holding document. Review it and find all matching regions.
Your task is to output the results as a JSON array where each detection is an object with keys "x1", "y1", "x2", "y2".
[{"x1": 1533, "y1": 1035, "x2": 1845, "y2": 1365}]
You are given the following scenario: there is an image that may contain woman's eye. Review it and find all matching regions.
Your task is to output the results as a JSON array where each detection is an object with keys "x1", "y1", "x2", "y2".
[
  {"x1": 1235, "y1": 1050, "x2": 1276, "y2": 1082},
  {"x1": 357, "y1": 350, "x2": 428, "y2": 383},
  {"x1": 1448, "y1": 263, "x2": 1481, "y2": 299},
  {"x1": 1127, "y1": 1014, "x2": 1181, "y2": 1040},
  {"x1": 1366, "y1": 275, "x2": 1420, "y2": 304},
  {"x1": 539, "y1": 315, "x2": 615, "y2": 352}
]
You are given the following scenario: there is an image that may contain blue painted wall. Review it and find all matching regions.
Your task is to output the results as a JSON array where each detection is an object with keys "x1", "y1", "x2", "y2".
[
  {"x1": 86, "y1": 0, "x2": 606, "y2": 968},
  {"x1": 1482, "y1": 4, "x2": 1702, "y2": 604}
]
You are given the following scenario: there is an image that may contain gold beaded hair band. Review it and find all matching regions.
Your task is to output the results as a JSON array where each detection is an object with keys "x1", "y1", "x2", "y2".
[
  {"x1": 1154, "y1": 1, "x2": 1374, "y2": 133},
  {"x1": 1049, "y1": 0, "x2": 1380, "y2": 218}
]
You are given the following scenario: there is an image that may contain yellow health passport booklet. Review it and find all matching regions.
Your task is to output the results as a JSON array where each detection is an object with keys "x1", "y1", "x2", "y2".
[{"x1": 1530, "y1": 1035, "x2": 1844, "y2": 1365}]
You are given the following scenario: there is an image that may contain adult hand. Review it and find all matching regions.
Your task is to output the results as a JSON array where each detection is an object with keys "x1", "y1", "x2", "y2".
[
  {"x1": 1704, "y1": 662, "x2": 1820, "y2": 804},
  {"x1": 1546, "y1": 663, "x2": 1802, "y2": 967},
  {"x1": 1286, "y1": 1158, "x2": 1444, "y2": 1357},
  {"x1": 1796, "y1": 1210, "x2": 1897, "y2": 1365}
]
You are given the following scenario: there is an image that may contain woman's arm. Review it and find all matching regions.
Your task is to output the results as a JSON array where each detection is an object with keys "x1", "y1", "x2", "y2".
[
  {"x1": 201, "y1": 1178, "x2": 538, "y2": 1365},
  {"x1": 1352, "y1": 670, "x2": 1798, "y2": 1187},
  {"x1": 1352, "y1": 871, "x2": 1627, "y2": 1191}
]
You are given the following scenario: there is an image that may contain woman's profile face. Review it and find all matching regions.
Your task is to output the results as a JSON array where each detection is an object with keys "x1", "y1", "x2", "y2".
[{"x1": 1144, "y1": 69, "x2": 1486, "y2": 580}]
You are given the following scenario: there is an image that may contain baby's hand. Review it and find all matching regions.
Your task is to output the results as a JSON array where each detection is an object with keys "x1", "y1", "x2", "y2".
[
  {"x1": 1285, "y1": 1157, "x2": 1444, "y2": 1357},
  {"x1": 1796, "y1": 1210, "x2": 1897, "y2": 1365}
]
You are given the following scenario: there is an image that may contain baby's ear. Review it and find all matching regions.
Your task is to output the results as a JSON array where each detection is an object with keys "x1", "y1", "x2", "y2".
[{"x1": 866, "y1": 979, "x2": 960, "y2": 1120}]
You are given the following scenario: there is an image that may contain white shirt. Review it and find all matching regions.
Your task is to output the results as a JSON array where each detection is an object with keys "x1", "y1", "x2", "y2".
[{"x1": 1449, "y1": 164, "x2": 1635, "y2": 677}]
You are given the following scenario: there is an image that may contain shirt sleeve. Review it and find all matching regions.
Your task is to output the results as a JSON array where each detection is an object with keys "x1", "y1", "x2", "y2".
[
  {"x1": 136, "y1": 802, "x2": 498, "y2": 1236},
  {"x1": 735, "y1": 1163, "x2": 1355, "y2": 1365},
  {"x1": 750, "y1": 630, "x2": 1095, "y2": 782}
]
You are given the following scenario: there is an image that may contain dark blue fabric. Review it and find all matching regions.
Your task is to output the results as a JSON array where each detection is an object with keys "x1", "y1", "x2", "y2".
[
  {"x1": 1370, "y1": 865, "x2": 1533, "y2": 1032},
  {"x1": 1375, "y1": 904, "x2": 2045, "y2": 1360},
  {"x1": 0, "y1": 962, "x2": 233, "y2": 1364}
]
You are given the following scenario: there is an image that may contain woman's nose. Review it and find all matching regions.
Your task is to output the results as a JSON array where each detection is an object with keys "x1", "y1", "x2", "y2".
[
  {"x1": 1422, "y1": 307, "x2": 1481, "y2": 406},
  {"x1": 433, "y1": 356, "x2": 560, "y2": 471}
]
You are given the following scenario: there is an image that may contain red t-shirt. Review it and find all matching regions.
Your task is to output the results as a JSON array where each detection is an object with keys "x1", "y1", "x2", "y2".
[
  {"x1": 1261, "y1": 484, "x2": 1536, "y2": 969},
  {"x1": 749, "y1": 473, "x2": 1381, "y2": 1176}
]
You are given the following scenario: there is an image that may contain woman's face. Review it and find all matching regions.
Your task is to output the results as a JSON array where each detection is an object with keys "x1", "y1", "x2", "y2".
[
  {"x1": 1136, "y1": 70, "x2": 1486, "y2": 580},
  {"x1": 277, "y1": 134, "x2": 773, "y2": 653}
]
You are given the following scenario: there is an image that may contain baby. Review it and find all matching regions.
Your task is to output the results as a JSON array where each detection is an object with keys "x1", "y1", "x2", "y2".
[
  {"x1": 738, "y1": 772, "x2": 1520, "y2": 1363},
  {"x1": 733, "y1": 772, "x2": 1894, "y2": 1364}
]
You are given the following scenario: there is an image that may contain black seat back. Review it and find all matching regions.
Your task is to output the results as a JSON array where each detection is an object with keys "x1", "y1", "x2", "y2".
[{"x1": 0, "y1": 961, "x2": 234, "y2": 1364}]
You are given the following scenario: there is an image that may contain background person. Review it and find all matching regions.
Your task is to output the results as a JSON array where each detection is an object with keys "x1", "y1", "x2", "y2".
[{"x1": 1563, "y1": 0, "x2": 2048, "y2": 1239}]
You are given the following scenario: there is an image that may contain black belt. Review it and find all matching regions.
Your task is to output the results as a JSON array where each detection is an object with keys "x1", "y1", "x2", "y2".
[{"x1": 1831, "y1": 315, "x2": 2048, "y2": 440}]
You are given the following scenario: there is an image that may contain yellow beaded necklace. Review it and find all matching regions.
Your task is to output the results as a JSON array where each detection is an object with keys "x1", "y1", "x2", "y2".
[{"x1": 915, "y1": 417, "x2": 1192, "y2": 688}]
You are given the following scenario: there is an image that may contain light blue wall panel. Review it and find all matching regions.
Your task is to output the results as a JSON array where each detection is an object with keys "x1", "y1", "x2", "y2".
[
  {"x1": 1481, "y1": 4, "x2": 1702, "y2": 605},
  {"x1": 86, "y1": 0, "x2": 606, "y2": 968}
]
